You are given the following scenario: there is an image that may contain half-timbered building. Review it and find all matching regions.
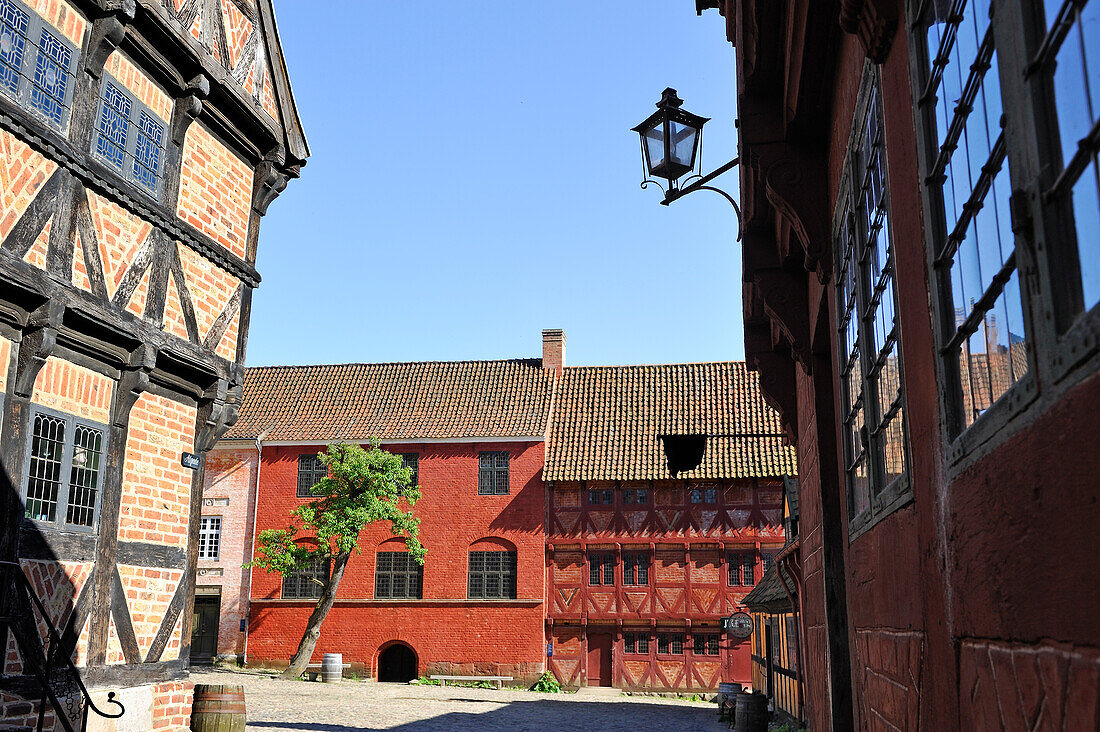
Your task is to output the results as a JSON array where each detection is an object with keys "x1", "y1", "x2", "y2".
[
  {"x1": 0, "y1": 0, "x2": 306, "y2": 728},
  {"x1": 205, "y1": 330, "x2": 795, "y2": 693},
  {"x1": 543, "y1": 362, "x2": 794, "y2": 691}
]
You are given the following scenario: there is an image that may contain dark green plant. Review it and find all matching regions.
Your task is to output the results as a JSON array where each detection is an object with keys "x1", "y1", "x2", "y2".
[
  {"x1": 246, "y1": 441, "x2": 423, "y2": 680},
  {"x1": 531, "y1": 671, "x2": 562, "y2": 693}
]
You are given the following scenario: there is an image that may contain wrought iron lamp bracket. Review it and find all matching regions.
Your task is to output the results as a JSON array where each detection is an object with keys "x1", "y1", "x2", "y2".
[{"x1": 656, "y1": 157, "x2": 743, "y2": 241}]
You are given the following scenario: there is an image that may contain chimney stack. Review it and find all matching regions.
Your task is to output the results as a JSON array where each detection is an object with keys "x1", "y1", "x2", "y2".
[{"x1": 542, "y1": 329, "x2": 565, "y2": 377}]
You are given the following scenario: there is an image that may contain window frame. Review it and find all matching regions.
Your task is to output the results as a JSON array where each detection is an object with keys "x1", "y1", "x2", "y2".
[
  {"x1": 622, "y1": 487, "x2": 649, "y2": 505},
  {"x1": 374, "y1": 550, "x2": 423, "y2": 600},
  {"x1": 0, "y1": 0, "x2": 79, "y2": 134},
  {"x1": 587, "y1": 487, "x2": 614, "y2": 505},
  {"x1": 91, "y1": 72, "x2": 168, "y2": 201},
  {"x1": 197, "y1": 516, "x2": 221, "y2": 561},
  {"x1": 587, "y1": 552, "x2": 614, "y2": 586},
  {"x1": 727, "y1": 551, "x2": 755, "y2": 587},
  {"x1": 833, "y1": 64, "x2": 913, "y2": 540},
  {"x1": 622, "y1": 552, "x2": 649, "y2": 586},
  {"x1": 467, "y1": 549, "x2": 517, "y2": 599},
  {"x1": 21, "y1": 406, "x2": 108, "y2": 533},
  {"x1": 477, "y1": 451, "x2": 509, "y2": 495},
  {"x1": 693, "y1": 633, "x2": 720, "y2": 657},
  {"x1": 624, "y1": 632, "x2": 650, "y2": 655},
  {"x1": 296, "y1": 453, "x2": 327, "y2": 498},
  {"x1": 397, "y1": 452, "x2": 419, "y2": 491},
  {"x1": 656, "y1": 632, "x2": 684, "y2": 656},
  {"x1": 281, "y1": 554, "x2": 330, "y2": 600}
]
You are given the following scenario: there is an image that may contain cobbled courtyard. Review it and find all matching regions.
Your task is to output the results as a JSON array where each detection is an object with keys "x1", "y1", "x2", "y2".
[{"x1": 192, "y1": 669, "x2": 727, "y2": 732}]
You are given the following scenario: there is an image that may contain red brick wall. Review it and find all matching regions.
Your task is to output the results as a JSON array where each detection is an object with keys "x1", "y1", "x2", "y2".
[
  {"x1": 30, "y1": 356, "x2": 113, "y2": 424},
  {"x1": 151, "y1": 680, "x2": 194, "y2": 732},
  {"x1": 200, "y1": 445, "x2": 260, "y2": 658},
  {"x1": 176, "y1": 123, "x2": 252, "y2": 261},
  {"x1": 245, "y1": 441, "x2": 547, "y2": 679}
]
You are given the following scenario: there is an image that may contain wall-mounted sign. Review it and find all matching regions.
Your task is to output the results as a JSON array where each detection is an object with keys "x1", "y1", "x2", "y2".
[
  {"x1": 181, "y1": 452, "x2": 201, "y2": 470},
  {"x1": 722, "y1": 612, "x2": 754, "y2": 639},
  {"x1": 546, "y1": 642, "x2": 553, "y2": 657}
]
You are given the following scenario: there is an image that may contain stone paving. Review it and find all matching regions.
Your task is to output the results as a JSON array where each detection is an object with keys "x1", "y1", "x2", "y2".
[{"x1": 191, "y1": 669, "x2": 729, "y2": 732}]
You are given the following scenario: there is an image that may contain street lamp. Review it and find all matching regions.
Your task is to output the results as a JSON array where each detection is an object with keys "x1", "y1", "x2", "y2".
[{"x1": 632, "y1": 88, "x2": 741, "y2": 236}]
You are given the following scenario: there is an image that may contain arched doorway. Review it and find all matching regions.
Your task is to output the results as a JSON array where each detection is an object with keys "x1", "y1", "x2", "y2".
[{"x1": 378, "y1": 643, "x2": 418, "y2": 682}]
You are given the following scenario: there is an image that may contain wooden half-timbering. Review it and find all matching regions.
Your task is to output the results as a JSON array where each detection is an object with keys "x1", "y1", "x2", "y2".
[
  {"x1": 0, "y1": 0, "x2": 306, "y2": 729},
  {"x1": 749, "y1": 608, "x2": 802, "y2": 724},
  {"x1": 546, "y1": 478, "x2": 785, "y2": 691}
]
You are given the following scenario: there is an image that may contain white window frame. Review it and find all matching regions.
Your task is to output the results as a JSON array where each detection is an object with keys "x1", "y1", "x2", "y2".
[{"x1": 198, "y1": 516, "x2": 221, "y2": 561}]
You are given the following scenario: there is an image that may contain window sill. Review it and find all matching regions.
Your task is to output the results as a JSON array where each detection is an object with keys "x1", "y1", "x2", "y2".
[
  {"x1": 946, "y1": 373, "x2": 1037, "y2": 474},
  {"x1": 1052, "y1": 306, "x2": 1100, "y2": 383},
  {"x1": 848, "y1": 473, "x2": 913, "y2": 543}
]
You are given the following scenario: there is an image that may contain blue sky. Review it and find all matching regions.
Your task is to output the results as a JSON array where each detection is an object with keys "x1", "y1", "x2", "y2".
[{"x1": 248, "y1": 1, "x2": 742, "y2": 367}]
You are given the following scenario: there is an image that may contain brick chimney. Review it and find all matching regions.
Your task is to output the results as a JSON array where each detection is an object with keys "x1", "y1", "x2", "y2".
[{"x1": 542, "y1": 329, "x2": 565, "y2": 376}]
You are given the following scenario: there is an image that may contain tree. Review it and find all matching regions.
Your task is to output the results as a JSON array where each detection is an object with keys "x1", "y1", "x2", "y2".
[{"x1": 246, "y1": 441, "x2": 423, "y2": 679}]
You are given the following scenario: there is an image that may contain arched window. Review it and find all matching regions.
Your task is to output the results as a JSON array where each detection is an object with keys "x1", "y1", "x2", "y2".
[
  {"x1": 375, "y1": 539, "x2": 423, "y2": 599},
  {"x1": 467, "y1": 538, "x2": 517, "y2": 599},
  {"x1": 282, "y1": 553, "x2": 329, "y2": 599}
]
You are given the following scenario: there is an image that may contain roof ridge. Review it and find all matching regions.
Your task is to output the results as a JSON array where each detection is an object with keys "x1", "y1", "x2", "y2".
[
  {"x1": 562, "y1": 361, "x2": 749, "y2": 370},
  {"x1": 244, "y1": 358, "x2": 544, "y2": 370}
]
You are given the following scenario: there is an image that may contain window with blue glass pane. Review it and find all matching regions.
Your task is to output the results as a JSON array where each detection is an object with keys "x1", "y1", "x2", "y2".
[
  {"x1": 30, "y1": 26, "x2": 68, "y2": 126},
  {"x1": 133, "y1": 110, "x2": 163, "y2": 193},
  {"x1": 96, "y1": 82, "x2": 130, "y2": 171},
  {"x1": 0, "y1": 0, "x2": 28, "y2": 96}
]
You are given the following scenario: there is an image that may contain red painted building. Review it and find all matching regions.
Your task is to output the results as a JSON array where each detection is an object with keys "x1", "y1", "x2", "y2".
[
  {"x1": 687, "y1": 1, "x2": 1100, "y2": 728},
  {"x1": 205, "y1": 330, "x2": 794, "y2": 690}
]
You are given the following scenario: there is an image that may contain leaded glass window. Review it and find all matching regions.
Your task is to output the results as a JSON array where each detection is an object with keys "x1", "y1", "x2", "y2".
[
  {"x1": 374, "y1": 551, "x2": 423, "y2": 599},
  {"x1": 588, "y1": 488, "x2": 613, "y2": 505},
  {"x1": 623, "y1": 552, "x2": 649, "y2": 585},
  {"x1": 282, "y1": 555, "x2": 329, "y2": 599},
  {"x1": 588, "y1": 552, "x2": 614, "y2": 585},
  {"x1": 622, "y1": 487, "x2": 648, "y2": 504},
  {"x1": 1039, "y1": 0, "x2": 1100, "y2": 317},
  {"x1": 297, "y1": 454, "x2": 327, "y2": 497},
  {"x1": 477, "y1": 451, "x2": 509, "y2": 495},
  {"x1": 657, "y1": 633, "x2": 683, "y2": 655},
  {"x1": 0, "y1": 0, "x2": 77, "y2": 132},
  {"x1": 913, "y1": 0, "x2": 1030, "y2": 439},
  {"x1": 398, "y1": 453, "x2": 419, "y2": 492},
  {"x1": 625, "y1": 632, "x2": 650, "y2": 654},
  {"x1": 468, "y1": 550, "x2": 517, "y2": 599},
  {"x1": 198, "y1": 517, "x2": 221, "y2": 560},
  {"x1": 689, "y1": 486, "x2": 717, "y2": 504},
  {"x1": 24, "y1": 410, "x2": 105, "y2": 530},
  {"x1": 762, "y1": 551, "x2": 776, "y2": 576},
  {"x1": 836, "y1": 73, "x2": 910, "y2": 529},
  {"x1": 92, "y1": 75, "x2": 167, "y2": 199},
  {"x1": 693, "y1": 633, "x2": 719, "y2": 656},
  {"x1": 727, "y1": 552, "x2": 754, "y2": 586}
]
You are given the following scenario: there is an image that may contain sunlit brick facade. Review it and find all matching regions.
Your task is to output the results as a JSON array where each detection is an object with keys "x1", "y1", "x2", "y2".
[{"x1": 0, "y1": 0, "x2": 307, "y2": 729}]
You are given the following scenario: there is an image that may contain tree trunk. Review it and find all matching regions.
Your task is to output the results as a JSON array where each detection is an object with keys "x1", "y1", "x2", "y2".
[{"x1": 281, "y1": 552, "x2": 350, "y2": 680}]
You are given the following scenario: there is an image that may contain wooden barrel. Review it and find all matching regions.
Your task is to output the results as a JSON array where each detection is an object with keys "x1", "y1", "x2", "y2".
[
  {"x1": 716, "y1": 682, "x2": 741, "y2": 718},
  {"x1": 322, "y1": 653, "x2": 344, "y2": 683},
  {"x1": 733, "y1": 691, "x2": 769, "y2": 732},
  {"x1": 190, "y1": 684, "x2": 245, "y2": 732}
]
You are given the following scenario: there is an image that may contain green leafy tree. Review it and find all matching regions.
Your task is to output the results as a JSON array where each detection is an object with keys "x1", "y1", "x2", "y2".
[{"x1": 246, "y1": 441, "x2": 423, "y2": 679}]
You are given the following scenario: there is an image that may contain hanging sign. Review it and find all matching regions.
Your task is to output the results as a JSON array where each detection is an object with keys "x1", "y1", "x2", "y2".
[
  {"x1": 722, "y1": 612, "x2": 754, "y2": 639},
  {"x1": 181, "y1": 452, "x2": 201, "y2": 470}
]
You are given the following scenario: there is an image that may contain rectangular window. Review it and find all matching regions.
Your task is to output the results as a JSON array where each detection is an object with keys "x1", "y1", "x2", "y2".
[
  {"x1": 587, "y1": 488, "x2": 613, "y2": 505},
  {"x1": 0, "y1": 0, "x2": 77, "y2": 132},
  {"x1": 468, "y1": 550, "x2": 516, "y2": 599},
  {"x1": 657, "y1": 633, "x2": 683, "y2": 655},
  {"x1": 693, "y1": 633, "x2": 720, "y2": 656},
  {"x1": 374, "y1": 551, "x2": 423, "y2": 599},
  {"x1": 624, "y1": 632, "x2": 649, "y2": 654},
  {"x1": 477, "y1": 451, "x2": 509, "y2": 495},
  {"x1": 622, "y1": 488, "x2": 649, "y2": 505},
  {"x1": 198, "y1": 517, "x2": 221, "y2": 561},
  {"x1": 92, "y1": 74, "x2": 166, "y2": 198},
  {"x1": 297, "y1": 454, "x2": 327, "y2": 498},
  {"x1": 689, "y1": 486, "x2": 718, "y2": 504},
  {"x1": 623, "y1": 552, "x2": 649, "y2": 585},
  {"x1": 23, "y1": 410, "x2": 105, "y2": 530},
  {"x1": 762, "y1": 552, "x2": 775, "y2": 576},
  {"x1": 398, "y1": 452, "x2": 418, "y2": 491},
  {"x1": 836, "y1": 72, "x2": 910, "y2": 532},
  {"x1": 588, "y1": 552, "x2": 614, "y2": 585},
  {"x1": 281, "y1": 555, "x2": 329, "y2": 599},
  {"x1": 727, "y1": 552, "x2": 755, "y2": 586}
]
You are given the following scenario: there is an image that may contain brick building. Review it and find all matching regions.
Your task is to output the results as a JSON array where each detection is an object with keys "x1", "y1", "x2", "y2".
[
  {"x1": 0, "y1": 0, "x2": 307, "y2": 729},
  {"x1": 687, "y1": 1, "x2": 1100, "y2": 728},
  {"x1": 205, "y1": 330, "x2": 795, "y2": 692}
]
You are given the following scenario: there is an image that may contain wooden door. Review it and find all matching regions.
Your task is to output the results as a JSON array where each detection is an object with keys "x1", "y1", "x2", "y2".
[
  {"x1": 587, "y1": 632, "x2": 613, "y2": 686},
  {"x1": 189, "y1": 596, "x2": 220, "y2": 664}
]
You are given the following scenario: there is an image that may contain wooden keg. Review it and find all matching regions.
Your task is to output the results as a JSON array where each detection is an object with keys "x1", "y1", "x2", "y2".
[
  {"x1": 322, "y1": 653, "x2": 344, "y2": 683},
  {"x1": 733, "y1": 691, "x2": 769, "y2": 732},
  {"x1": 191, "y1": 684, "x2": 246, "y2": 732}
]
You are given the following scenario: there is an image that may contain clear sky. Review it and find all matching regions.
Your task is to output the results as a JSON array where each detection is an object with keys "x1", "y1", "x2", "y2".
[{"x1": 248, "y1": 1, "x2": 742, "y2": 368}]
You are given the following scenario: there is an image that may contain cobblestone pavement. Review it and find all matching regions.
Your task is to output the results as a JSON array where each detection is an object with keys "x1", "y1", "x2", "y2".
[{"x1": 192, "y1": 669, "x2": 728, "y2": 732}]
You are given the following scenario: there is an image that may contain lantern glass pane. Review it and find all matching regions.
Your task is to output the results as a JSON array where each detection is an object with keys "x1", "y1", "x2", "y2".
[
  {"x1": 670, "y1": 120, "x2": 698, "y2": 170},
  {"x1": 644, "y1": 123, "x2": 666, "y2": 174}
]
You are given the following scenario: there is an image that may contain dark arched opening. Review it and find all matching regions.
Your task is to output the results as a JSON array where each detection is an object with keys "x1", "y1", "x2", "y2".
[{"x1": 378, "y1": 642, "x2": 418, "y2": 682}]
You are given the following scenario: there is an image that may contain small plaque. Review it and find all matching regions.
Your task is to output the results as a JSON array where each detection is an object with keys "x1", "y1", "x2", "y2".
[
  {"x1": 722, "y1": 612, "x2": 754, "y2": 639},
  {"x1": 181, "y1": 452, "x2": 201, "y2": 470},
  {"x1": 546, "y1": 642, "x2": 553, "y2": 658}
]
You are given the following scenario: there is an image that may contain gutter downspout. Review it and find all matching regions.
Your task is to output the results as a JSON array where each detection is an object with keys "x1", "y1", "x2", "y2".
[{"x1": 242, "y1": 432, "x2": 266, "y2": 666}]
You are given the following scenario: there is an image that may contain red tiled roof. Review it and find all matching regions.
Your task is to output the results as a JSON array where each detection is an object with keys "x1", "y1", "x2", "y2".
[
  {"x1": 223, "y1": 360, "x2": 556, "y2": 441},
  {"x1": 543, "y1": 362, "x2": 796, "y2": 481}
]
